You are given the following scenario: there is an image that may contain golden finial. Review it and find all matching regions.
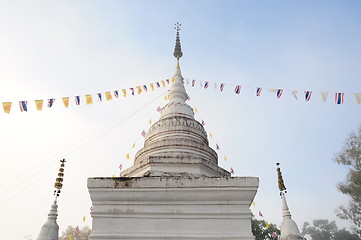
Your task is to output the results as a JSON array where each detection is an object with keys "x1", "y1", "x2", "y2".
[
  {"x1": 276, "y1": 163, "x2": 287, "y2": 194},
  {"x1": 54, "y1": 159, "x2": 66, "y2": 199},
  {"x1": 173, "y1": 22, "x2": 183, "y2": 60}
]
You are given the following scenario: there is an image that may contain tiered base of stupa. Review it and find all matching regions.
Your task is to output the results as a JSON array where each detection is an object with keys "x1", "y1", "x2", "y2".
[{"x1": 88, "y1": 176, "x2": 258, "y2": 240}]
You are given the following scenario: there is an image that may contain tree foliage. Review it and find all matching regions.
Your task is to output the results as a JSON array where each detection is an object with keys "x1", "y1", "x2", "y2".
[
  {"x1": 334, "y1": 126, "x2": 361, "y2": 231},
  {"x1": 302, "y1": 219, "x2": 360, "y2": 240},
  {"x1": 251, "y1": 216, "x2": 280, "y2": 240},
  {"x1": 59, "y1": 225, "x2": 91, "y2": 240}
]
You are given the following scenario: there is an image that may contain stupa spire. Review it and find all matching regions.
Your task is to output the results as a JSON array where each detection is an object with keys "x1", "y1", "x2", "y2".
[
  {"x1": 166, "y1": 23, "x2": 189, "y2": 106},
  {"x1": 173, "y1": 22, "x2": 183, "y2": 60},
  {"x1": 276, "y1": 163, "x2": 305, "y2": 240},
  {"x1": 120, "y1": 24, "x2": 229, "y2": 178},
  {"x1": 36, "y1": 159, "x2": 66, "y2": 240}
]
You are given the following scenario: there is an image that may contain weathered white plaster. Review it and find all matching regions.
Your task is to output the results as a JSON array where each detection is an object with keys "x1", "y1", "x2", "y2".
[
  {"x1": 36, "y1": 201, "x2": 59, "y2": 240},
  {"x1": 88, "y1": 176, "x2": 258, "y2": 240},
  {"x1": 122, "y1": 62, "x2": 228, "y2": 178},
  {"x1": 88, "y1": 34, "x2": 259, "y2": 239},
  {"x1": 279, "y1": 192, "x2": 305, "y2": 240}
]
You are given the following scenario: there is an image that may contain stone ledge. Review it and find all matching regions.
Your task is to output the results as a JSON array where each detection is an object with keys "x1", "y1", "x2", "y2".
[{"x1": 88, "y1": 176, "x2": 259, "y2": 189}]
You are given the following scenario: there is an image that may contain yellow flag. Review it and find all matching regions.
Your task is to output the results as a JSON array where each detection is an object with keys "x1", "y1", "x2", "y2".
[
  {"x1": 35, "y1": 100, "x2": 43, "y2": 111},
  {"x1": 150, "y1": 83, "x2": 154, "y2": 91},
  {"x1": 136, "y1": 86, "x2": 142, "y2": 95},
  {"x1": 149, "y1": 119, "x2": 152, "y2": 125},
  {"x1": 266, "y1": 221, "x2": 269, "y2": 228},
  {"x1": 112, "y1": 174, "x2": 115, "y2": 178},
  {"x1": 194, "y1": 108, "x2": 198, "y2": 113},
  {"x1": 85, "y1": 94, "x2": 93, "y2": 105},
  {"x1": 161, "y1": 81, "x2": 166, "y2": 87},
  {"x1": 126, "y1": 153, "x2": 130, "y2": 160},
  {"x1": 171, "y1": 78, "x2": 175, "y2": 83},
  {"x1": 209, "y1": 132, "x2": 213, "y2": 138},
  {"x1": 214, "y1": 83, "x2": 217, "y2": 89},
  {"x1": 164, "y1": 95, "x2": 168, "y2": 101},
  {"x1": 252, "y1": 201, "x2": 256, "y2": 206},
  {"x1": 122, "y1": 89, "x2": 126, "y2": 97},
  {"x1": 83, "y1": 216, "x2": 86, "y2": 222},
  {"x1": 105, "y1": 91, "x2": 112, "y2": 101},
  {"x1": 69, "y1": 235, "x2": 73, "y2": 240},
  {"x1": 224, "y1": 156, "x2": 227, "y2": 161},
  {"x1": 132, "y1": 143, "x2": 136, "y2": 148},
  {"x1": 2, "y1": 102, "x2": 12, "y2": 114},
  {"x1": 62, "y1": 97, "x2": 69, "y2": 108}
]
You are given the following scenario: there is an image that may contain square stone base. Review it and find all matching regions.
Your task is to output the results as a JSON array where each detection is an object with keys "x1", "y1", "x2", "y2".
[{"x1": 88, "y1": 176, "x2": 258, "y2": 240}]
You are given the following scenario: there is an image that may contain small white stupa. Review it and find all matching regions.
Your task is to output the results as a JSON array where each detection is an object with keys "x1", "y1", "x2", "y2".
[
  {"x1": 36, "y1": 159, "x2": 66, "y2": 240},
  {"x1": 277, "y1": 163, "x2": 305, "y2": 240},
  {"x1": 88, "y1": 23, "x2": 259, "y2": 240}
]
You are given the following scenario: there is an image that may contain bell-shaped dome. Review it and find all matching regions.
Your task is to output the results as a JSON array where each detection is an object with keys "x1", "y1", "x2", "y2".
[{"x1": 121, "y1": 62, "x2": 229, "y2": 177}]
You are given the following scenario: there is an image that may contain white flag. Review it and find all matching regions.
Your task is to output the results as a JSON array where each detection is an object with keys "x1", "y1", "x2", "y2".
[
  {"x1": 214, "y1": 83, "x2": 217, "y2": 89},
  {"x1": 353, "y1": 93, "x2": 361, "y2": 104},
  {"x1": 292, "y1": 90, "x2": 298, "y2": 100},
  {"x1": 320, "y1": 92, "x2": 328, "y2": 103},
  {"x1": 269, "y1": 88, "x2": 278, "y2": 93}
]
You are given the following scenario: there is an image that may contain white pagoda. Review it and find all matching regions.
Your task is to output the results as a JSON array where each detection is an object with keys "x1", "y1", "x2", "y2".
[
  {"x1": 88, "y1": 23, "x2": 259, "y2": 240},
  {"x1": 277, "y1": 164, "x2": 305, "y2": 240}
]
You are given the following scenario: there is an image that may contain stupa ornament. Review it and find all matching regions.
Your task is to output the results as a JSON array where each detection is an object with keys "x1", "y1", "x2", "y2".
[
  {"x1": 121, "y1": 24, "x2": 229, "y2": 177},
  {"x1": 173, "y1": 22, "x2": 183, "y2": 60},
  {"x1": 277, "y1": 163, "x2": 305, "y2": 240},
  {"x1": 36, "y1": 159, "x2": 66, "y2": 240},
  {"x1": 88, "y1": 24, "x2": 259, "y2": 240}
]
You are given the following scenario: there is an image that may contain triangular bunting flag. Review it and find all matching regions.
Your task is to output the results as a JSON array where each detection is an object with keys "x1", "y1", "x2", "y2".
[
  {"x1": 353, "y1": 93, "x2": 361, "y2": 104},
  {"x1": 62, "y1": 97, "x2": 69, "y2": 108},
  {"x1": 256, "y1": 87, "x2": 262, "y2": 96},
  {"x1": 136, "y1": 86, "x2": 142, "y2": 95},
  {"x1": 335, "y1": 93, "x2": 345, "y2": 104},
  {"x1": 122, "y1": 89, "x2": 127, "y2": 97},
  {"x1": 114, "y1": 90, "x2": 119, "y2": 98},
  {"x1": 304, "y1": 91, "x2": 312, "y2": 102},
  {"x1": 19, "y1": 101, "x2": 28, "y2": 112},
  {"x1": 35, "y1": 100, "x2": 43, "y2": 111},
  {"x1": 105, "y1": 91, "x2": 112, "y2": 101},
  {"x1": 292, "y1": 90, "x2": 298, "y2": 100},
  {"x1": 47, "y1": 99, "x2": 55, "y2": 108},
  {"x1": 97, "y1": 93, "x2": 102, "y2": 102},
  {"x1": 75, "y1": 96, "x2": 80, "y2": 105},
  {"x1": 86, "y1": 94, "x2": 93, "y2": 105},
  {"x1": 2, "y1": 102, "x2": 12, "y2": 114},
  {"x1": 150, "y1": 83, "x2": 154, "y2": 91},
  {"x1": 320, "y1": 92, "x2": 328, "y2": 102}
]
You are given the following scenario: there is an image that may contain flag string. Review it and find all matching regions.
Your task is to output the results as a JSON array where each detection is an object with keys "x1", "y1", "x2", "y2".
[
  {"x1": 185, "y1": 78, "x2": 361, "y2": 105},
  {"x1": 1, "y1": 79, "x2": 172, "y2": 114}
]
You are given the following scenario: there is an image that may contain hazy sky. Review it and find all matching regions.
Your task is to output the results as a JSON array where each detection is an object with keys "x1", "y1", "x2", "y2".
[{"x1": 0, "y1": 1, "x2": 360, "y2": 239}]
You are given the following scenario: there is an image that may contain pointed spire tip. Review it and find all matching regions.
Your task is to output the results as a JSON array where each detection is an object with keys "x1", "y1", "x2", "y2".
[{"x1": 173, "y1": 22, "x2": 183, "y2": 60}]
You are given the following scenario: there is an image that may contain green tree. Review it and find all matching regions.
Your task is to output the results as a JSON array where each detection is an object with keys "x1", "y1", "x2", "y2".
[
  {"x1": 251, "y1": 216, "x2": 280, "y2": 240},
  {"x1": 334, "y1": 125, "x2": 361, "y2": 231},
  {"x1": 302, "y1": 219, "x2": 360, "y2": 240},
  {"x1": 59, "y1": 225, "x2": 91, "y2": 240}
]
